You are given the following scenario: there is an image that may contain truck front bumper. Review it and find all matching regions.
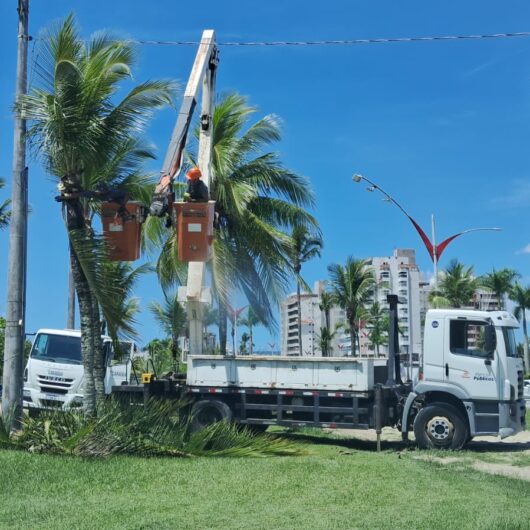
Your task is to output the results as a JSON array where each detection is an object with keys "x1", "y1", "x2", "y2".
[{"x1": 23, "y1": 387, "x2": 83, "y2": 410}]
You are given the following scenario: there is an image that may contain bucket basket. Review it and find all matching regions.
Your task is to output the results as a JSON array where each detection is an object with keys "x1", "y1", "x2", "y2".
[
  {"x1": 101, "y1": 201, "x2": 143, "y2": 261},
  {"x1": 174, "y1": 201, "x2": 215, "y2": 262}
]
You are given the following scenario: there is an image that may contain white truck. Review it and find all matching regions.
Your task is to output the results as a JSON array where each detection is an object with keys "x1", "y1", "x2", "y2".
[
  {"x1": 23, "y1": 329, "x2": 136, "y2": 410},
  {"x1": 114, "y1": 297, "x2": 526, "y2": 449},
  {"x1": 107, "y1": 33, "x2": 525, "y2": 449}
]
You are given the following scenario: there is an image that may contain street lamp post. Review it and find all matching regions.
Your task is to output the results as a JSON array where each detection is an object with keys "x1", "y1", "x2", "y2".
[
  {"x1": 352, "y1": 174, "x2": 501, "y2": 290},
  {"x1": 352, "y1": 173, "x2": 501, "y2": 377}
]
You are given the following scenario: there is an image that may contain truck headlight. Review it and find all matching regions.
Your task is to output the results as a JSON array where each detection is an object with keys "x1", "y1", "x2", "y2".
[{"x1": 23, "y1": 389, "x2": 32, "y2": 402}]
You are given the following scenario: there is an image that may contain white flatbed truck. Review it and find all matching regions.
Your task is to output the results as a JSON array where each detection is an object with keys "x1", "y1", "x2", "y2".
[
  {"x1": 112, "y1": 32, "x2": 525, "y2": 449},
  {"x1": 114, "y1": 296, "x2": 526, "y2": 449}
]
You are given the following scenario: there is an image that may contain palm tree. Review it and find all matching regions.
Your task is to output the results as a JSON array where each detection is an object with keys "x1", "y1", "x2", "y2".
[
  {"x1": 150, "y1": 292, "x2": 188, "y2": 367},
  {"x1": 18, "y1": 15, "x2": 174, "y2": 415},
  {"x1": 291, "y1": 226, "x2": 323, "y2": 355},
  {"x1": 318, "y1": 290, "x2": 335, "y2": 356},
  {"x1": 239, "y1": 307, "x2": 262, "y2": 356},
  {"x1": 434, "y1": 259, "x2": 478, "y2": 308},
  {"x1": 510, "y1": 283, "x2": 530, "y2": 371},
  {"x1": 319, "y1": 290, "x2": 334, "y2": 331},
  {"x1": 328, "y1": 257, "x2": 375, "y2": 357},
  {"x1": 0, "y1": 178, "x2": 10, "y2": 229},
  {"x1": 160, "y1": 93, "x2": 318, "y2": 354},
  {"x1": 316, "y1": 326, "x2": 337, "y2": 357},
  {"x1": 480, "y1": 268, "x2": 519, "y2": 310},
  {"x1": 365, "y1": 302, "x2": 388, "y2": 356}
]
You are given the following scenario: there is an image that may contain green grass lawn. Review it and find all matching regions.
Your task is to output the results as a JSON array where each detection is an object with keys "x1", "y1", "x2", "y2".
[{"x1": 1, "y1": 432, "x2": 529, "y2": 530}]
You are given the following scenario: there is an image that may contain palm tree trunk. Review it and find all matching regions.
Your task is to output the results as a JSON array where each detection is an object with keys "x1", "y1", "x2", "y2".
[
  {"x1": 522, "y1": 307, "x2": 530, "y2": 373},
  {"x1": 70, "y1": 249, "x2": 96, "y2": 416},
  {"x1": 218, "y1": 302, "x2": 228, "y2": 355},
  {"x1": 297, "y1": 281, "x2": 302, "y2": 356},
  {"x1": 349, "y1": 321, "x2": 355, "y2": 357},
  {"x1": 66, "y1": 198, "x2": 97, "y2": 416},
  {"x1": 249, "y1": 324, "x2": 253, "y2": 356}
]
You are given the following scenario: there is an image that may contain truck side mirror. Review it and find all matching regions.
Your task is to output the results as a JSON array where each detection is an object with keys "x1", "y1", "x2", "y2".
[{"x1": 484, "y1": 324, "x2": 496, "y2": 356}]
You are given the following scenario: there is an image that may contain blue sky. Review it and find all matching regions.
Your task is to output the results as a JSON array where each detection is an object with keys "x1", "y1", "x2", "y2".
[{"x1": 1, "y1": 1, "x2": 530, "y2": 350}]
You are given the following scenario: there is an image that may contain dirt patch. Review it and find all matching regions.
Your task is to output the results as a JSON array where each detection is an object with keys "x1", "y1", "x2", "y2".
[
  {"x1": 413, "y1": 455, "x2": 467, "y2": 465},
  {"x1": 472, "y1": 461, "x2": 530, "y2": 482}
]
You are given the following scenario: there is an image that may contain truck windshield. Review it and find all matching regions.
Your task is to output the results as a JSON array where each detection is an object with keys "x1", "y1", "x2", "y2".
[
  {"x1": 502, "y1": 328, "x2": 519, "y2": 358},
  {"x1": 31, "y1": 333, "x2": 82, "y2": 365}
]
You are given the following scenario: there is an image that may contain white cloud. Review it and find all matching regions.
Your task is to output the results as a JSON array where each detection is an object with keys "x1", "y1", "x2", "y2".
[
  {"x1": 492, "y1": 179, "x2": 530, "y2": 209},
  {"x1": 516, "y1": 244, "x2": 530, "y2": 255}
]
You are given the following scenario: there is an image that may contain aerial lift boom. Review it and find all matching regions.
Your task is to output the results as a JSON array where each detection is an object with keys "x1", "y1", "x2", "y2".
[{"x1": 150, "y1": 30, "x2": 219, "y2": 356}]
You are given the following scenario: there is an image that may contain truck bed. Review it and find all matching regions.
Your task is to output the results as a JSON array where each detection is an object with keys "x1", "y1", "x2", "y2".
[{"x1": 187, "y1": 355, "x2": 375, "y2": 391}]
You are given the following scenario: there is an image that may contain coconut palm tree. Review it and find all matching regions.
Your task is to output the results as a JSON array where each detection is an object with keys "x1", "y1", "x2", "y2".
[
  {"x1": 510, "y1": 283, "x2": 530, "y2": 371},
  {"x1": 434, "y1": 259, "x2": 478, "y2": 308},
  {"x1": 328, "y1": 258, "x2": 375, "y2": 357},
  {"x1": 150, "y1": 292, "x2": 188, "y2": 367},
  {"x1": 18, "y1": 15, "x2": 175, "y2": 415},
  {"x1": 480, "y1": 268, "x2": 519, "y2": 310},
  {"x1": 239, "y1": 307, "x2": 262, "y2": 356},
  {"x1": 291, "y1": 225, "x2": 323, "y2": 355},
  {"x1": 365, "y1": 302, "x2": 388, "y2": 356},
  {"x1": 159, "y1": 93, "x2": 318, "y2": 354},
  {"x1": 0, "y1": 178, "x2": 10, "y2": 229},
  {"x1": 316, "y1": 326, "x2": 337, "y2": 357},
  {"x1": 319, "y1": 290, "x2": 334, "y2": 331}
]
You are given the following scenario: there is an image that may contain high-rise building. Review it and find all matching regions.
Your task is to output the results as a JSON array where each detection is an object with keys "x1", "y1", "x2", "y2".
[
  {"x1": 280, "y1": 281, "x2": 345, "y2": 356},
  {"x1": 280, "y1": 249, "x2": 425, "y2": 357}
]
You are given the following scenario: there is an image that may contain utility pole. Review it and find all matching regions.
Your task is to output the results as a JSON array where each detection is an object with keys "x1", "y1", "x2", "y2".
[{"x1": 2, "y1": 0, "x2": 30, "y2": 432}]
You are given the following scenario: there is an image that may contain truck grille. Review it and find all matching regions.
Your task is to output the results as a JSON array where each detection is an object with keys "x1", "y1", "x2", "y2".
[
  {"x1": 37, "y1": 374, "x2": 74, "y2": 395},
  {"x1": 40, "y1": 399, "x2": 64, "y2": 408},
  {"x1": 517, "y1": 371, "x2": 524, "y2": 399}
]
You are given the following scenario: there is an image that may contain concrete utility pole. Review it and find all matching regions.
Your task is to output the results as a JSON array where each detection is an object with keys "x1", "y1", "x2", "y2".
[{"x1": 2, "y1": 0, "x2": 30, "y2": 432}]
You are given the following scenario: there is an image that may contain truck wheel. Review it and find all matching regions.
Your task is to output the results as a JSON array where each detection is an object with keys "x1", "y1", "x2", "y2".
[
  {"x1": 413, "y1": 402, "x2": 468, "y2": 450},
  {"x1": 191, "y1": 399, "x2": 232, "y2": 432}
]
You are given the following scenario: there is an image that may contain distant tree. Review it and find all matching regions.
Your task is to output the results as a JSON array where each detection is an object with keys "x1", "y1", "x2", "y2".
[
  {"x1": 511, "y1": 283, "x2": 530, "y2": 372},
  {"x1": 316, "y1": 326, "x2": 337, "y2": 357},
  {"x1": 239, "y1": 332, "x2": 251, "y2": 355},
  {"x1": 149, "y1": 292, "x2": 187, "y2": 367},
  {"x1": 434, "y1": 259, "x2": 478, "y2": 308},
  {"x1": 328, "y1": 257, "x2": 375, "y2": 356},
  {"x1": 319, "y1": 290, "x2": 333, "y2": 331},
  {"x1": 365, "y1": 302, "x2": 388, "y2": 356},
  {"x1": 239, "y1": 307, "x2": 262, "y2": 356},
  {"x1": 291, "y1": 225, "x2": 323, "y2": 355},
  {"x1": 0, "y1": 178, "x2": 10, "y2": 229},
  {"x1": 480, "y1": 268, "x2": 519, "y2": 310}
]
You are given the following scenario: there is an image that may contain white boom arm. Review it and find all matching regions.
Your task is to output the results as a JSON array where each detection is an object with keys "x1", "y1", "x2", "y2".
[{"x1": 153, "y1": 30, "x2": 218, "y2": 356}]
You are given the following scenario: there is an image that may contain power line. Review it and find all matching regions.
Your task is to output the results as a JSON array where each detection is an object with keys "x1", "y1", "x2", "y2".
[{"x1": 131, "y1": 31, "x2": 530, "y2": 47}]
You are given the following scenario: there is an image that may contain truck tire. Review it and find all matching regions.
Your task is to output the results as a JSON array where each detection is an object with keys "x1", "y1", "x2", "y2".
[
  {"x1": 413, "y1": 402, "x2": 468, "y2": 450},
  {"x1": 191, "y1": 399, "x2": 232, "y2": 432}
]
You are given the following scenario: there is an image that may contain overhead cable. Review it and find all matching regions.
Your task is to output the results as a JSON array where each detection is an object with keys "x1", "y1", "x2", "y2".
[{"x1": 131, "y1": 31, "x2": 530, "y2": 47}]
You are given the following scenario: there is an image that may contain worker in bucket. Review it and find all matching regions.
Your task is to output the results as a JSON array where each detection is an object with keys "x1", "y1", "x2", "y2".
[{"x1": 183, "y1": 166, "x2": 209, "y2": 202}]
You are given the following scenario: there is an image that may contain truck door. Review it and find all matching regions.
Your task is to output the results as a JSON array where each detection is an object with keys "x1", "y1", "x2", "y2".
[{"x1": 444, "y1": 318, "x2": 499, "y2": 401}]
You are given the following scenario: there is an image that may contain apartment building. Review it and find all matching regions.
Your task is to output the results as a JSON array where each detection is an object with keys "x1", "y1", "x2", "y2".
[
  {"x1": 280, "y1": 281, "x2": 345, "y2": 356},
  {"x1": 280, "y1": 249, "x2": 425, "y2": 357}
]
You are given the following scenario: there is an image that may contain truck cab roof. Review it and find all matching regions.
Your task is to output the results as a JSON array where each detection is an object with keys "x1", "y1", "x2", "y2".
[{"x1": 426, "y1": 309, "x2": 519, "y2": 328}]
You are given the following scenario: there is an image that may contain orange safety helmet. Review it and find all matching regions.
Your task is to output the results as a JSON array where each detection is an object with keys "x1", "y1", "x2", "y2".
[{"x1": 186, "y1": 166, "x2": 202, "y2": 180}]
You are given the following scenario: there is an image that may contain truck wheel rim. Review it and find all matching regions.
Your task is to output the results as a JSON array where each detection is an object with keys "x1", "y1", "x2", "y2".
[{"x1": 426, "y1": 415, "x2": 454, "y2": 442}]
